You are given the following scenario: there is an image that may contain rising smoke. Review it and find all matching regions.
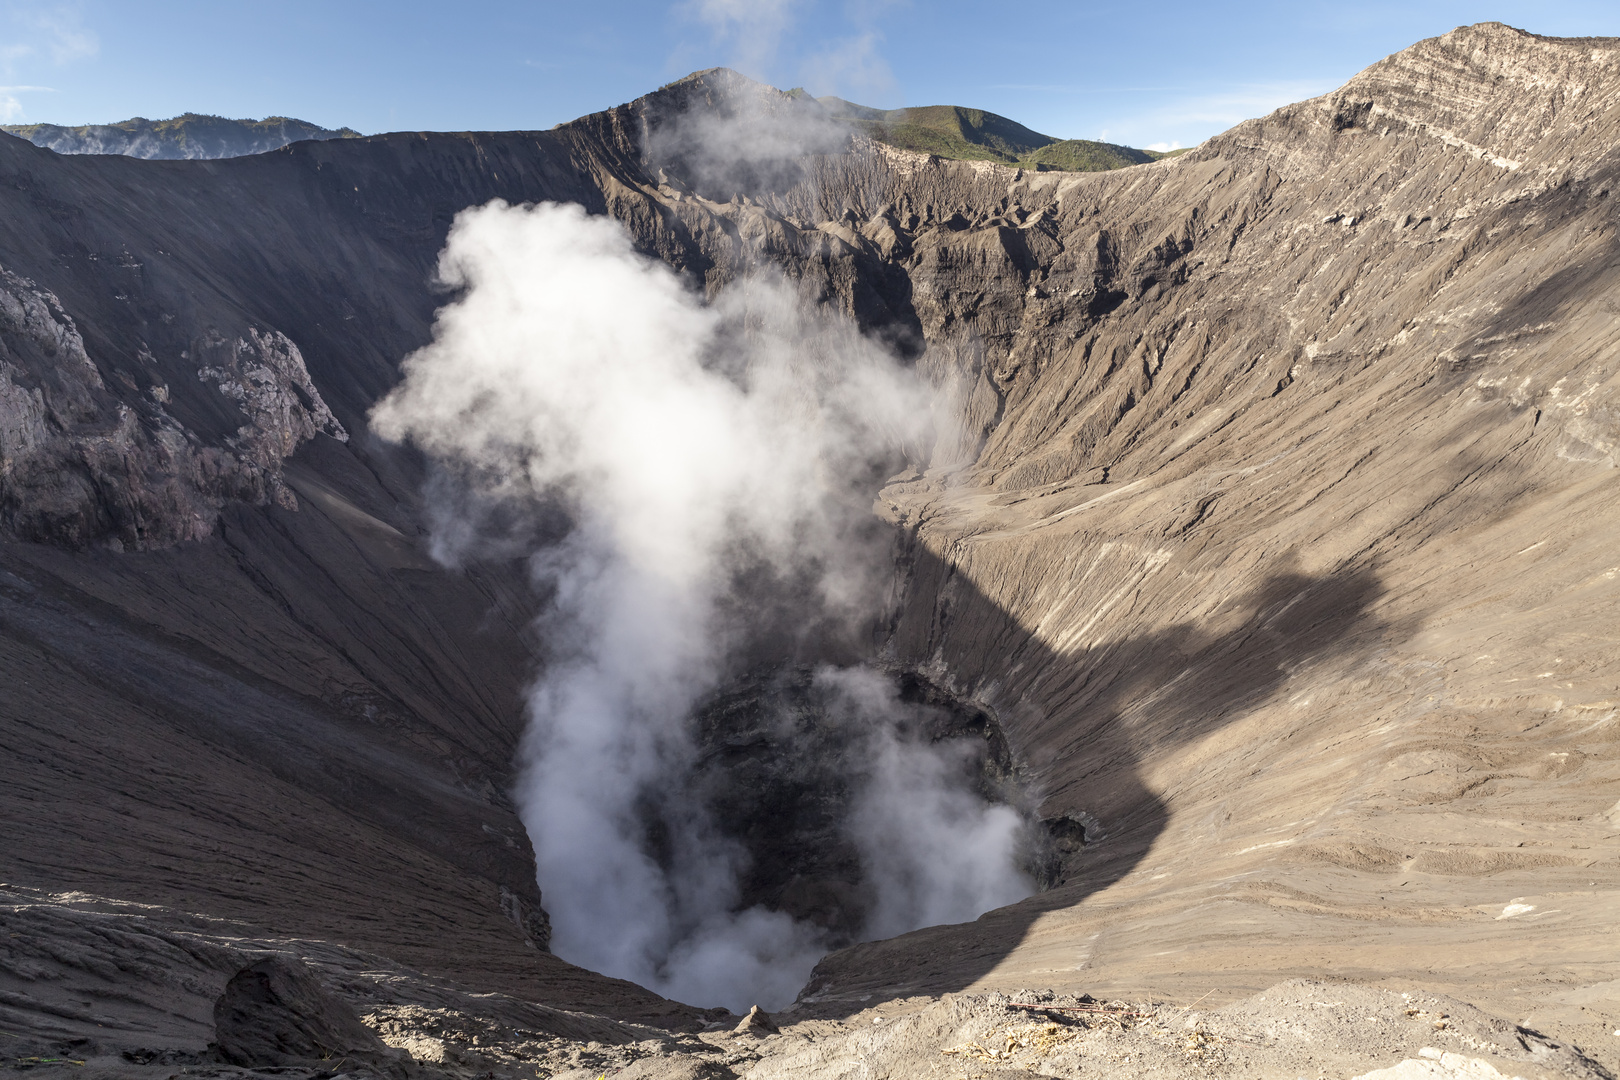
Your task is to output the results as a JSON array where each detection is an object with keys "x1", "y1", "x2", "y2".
[
  {"x1": 640, "y1": 69, "x2": 854, "y2": 203},
  {"x1": 372, "y1": 197, "x2": 1033, "y2": 1011}
]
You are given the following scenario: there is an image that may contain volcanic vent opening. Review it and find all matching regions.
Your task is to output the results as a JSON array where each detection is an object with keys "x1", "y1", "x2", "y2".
[
  {"x1": 611, "y1": 660, "x2": 1050, "y2": 1012},
  {"x1": 370, "y1": 196, "x2": 1049, "y2": 1013},
  {"x1": 686, "y1": 664, "x2": 1042, "y2": 946}
]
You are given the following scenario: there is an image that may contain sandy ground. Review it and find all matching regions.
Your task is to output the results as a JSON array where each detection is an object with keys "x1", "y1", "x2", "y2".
[{"x1": 4, "y1": 887, "x2": 1615, "y2": 1080}]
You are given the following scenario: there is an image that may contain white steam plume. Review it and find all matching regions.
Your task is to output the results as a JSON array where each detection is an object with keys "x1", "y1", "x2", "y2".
[
  {"x1": 373, "y1": 199, "x2": 1032, "y2": 1011},
  {"x1": 639, "y1": 70, "x2": 853, "y2": 203},
  {"x1": 815, "y1": 667, "x2": 1034, "y2": 941}
]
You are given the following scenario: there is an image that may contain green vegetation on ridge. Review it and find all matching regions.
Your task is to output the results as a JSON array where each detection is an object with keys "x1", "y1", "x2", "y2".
[{"x1": 816, "y1": 97, "x2": 1180, "y2": 173}]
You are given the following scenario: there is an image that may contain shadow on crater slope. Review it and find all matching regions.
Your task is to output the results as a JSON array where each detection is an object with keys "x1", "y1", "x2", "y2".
[{"x1": 797, "y1": 547, "x2": 1398, "y2": 1010}]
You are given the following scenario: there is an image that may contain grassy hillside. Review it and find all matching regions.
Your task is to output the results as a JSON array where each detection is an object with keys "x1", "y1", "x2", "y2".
[
  {"x1": 816, "y1": 96, "x2": 1169, "y2": 172},
  {"x1": 1022, "y1": 138, "x2": 1153, "y2": 170}
]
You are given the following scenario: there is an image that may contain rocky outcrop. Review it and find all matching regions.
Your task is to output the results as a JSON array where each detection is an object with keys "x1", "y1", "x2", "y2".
[{"x1": 0, "y1": 267, "x2": 346, "y2": 547}]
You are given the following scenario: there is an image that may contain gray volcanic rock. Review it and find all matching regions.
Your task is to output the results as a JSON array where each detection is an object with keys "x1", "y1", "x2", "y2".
[
  {"x1": 0, "y1": 19, "x2": 1619, "y2": 1080},
  {"x1": 747, "y1": 24, "x2": 1620, "y2": 1063},
  {"x1": 213, "y1": 956, "x2": 402, "y2": 1070},
  {"x1": 0, "y1": 266, "x2": 346, "y2": 547},
  {"x1": 730, "y1": 1005, "x2": 780, "y2": 1038},
  {"x1": 0, "y1": 98, "x2": 715, "y2": 1034},
  {"x1": 0, "y1": 886, "x2": 678, "y2": 1075}
]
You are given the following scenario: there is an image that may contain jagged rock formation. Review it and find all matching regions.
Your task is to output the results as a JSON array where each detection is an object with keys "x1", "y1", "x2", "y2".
[
  {"x1": 0, "y1": 269, "x2": 347, "y2": 547},
  {"x1": 1, "y1": 113, "x2": 361, "y2": 159},
  {"x1": 0, "y1": 20, "x2": 1618, "y2": 1080}
]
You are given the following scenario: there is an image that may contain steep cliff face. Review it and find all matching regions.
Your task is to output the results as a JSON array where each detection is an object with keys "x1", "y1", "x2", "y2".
[
  {"x1": 0, "y1": 120, "x2": 713, "y2": 1029},
  {"x1": 1, "y1": 20, "x2": 1618, "y2": 1073}
]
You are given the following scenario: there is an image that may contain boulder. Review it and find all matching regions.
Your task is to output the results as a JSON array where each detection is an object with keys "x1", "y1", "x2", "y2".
[{"x1": 213, "y1": 956, "x2": 405, "y2": 1074}]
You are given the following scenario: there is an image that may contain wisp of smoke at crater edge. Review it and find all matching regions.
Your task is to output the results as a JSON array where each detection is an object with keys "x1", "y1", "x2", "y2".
[{"x1": 372, "y1": 199, "x2": 1033, "y2": 1011}]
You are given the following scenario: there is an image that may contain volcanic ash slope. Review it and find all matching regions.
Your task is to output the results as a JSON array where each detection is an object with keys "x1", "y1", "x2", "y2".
[{"x1": 785, "y1": 21, "x2": 1620, "y2": 1052}]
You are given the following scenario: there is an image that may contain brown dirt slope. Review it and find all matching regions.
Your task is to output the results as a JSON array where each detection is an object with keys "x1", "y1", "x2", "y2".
[{"x1": 766, "y1": 21, "x2": 1620, "y2": 1062}]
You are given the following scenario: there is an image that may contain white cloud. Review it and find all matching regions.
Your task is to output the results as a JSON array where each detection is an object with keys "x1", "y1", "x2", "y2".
[
  {"x1": 34, "y1": 9, "x2": 96, "y2": 64},
  {"x1": 797, "y1": 29, "x2": 896, "y2": 103},
  {"x1": 1092, "y1": 79, "x2": 1336, "y2": 146},
  {"x1": 0, "y1": 4, "x2": 97, "y2": 121},
  {"x1": 0, "y1": 5, "x2": 95, "y2": 121},
  {"x1": 0, "y1": 83, "x2": 53, "y2": 122},
  {"x1": 680, "y1": 0, "x2": 799, "y2": 78},
  {"x1": 1145, "y1": 140, "x2": 1182, "y2": 153}
]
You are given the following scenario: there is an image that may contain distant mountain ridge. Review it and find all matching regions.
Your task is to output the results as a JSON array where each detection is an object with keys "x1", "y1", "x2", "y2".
[
  {"x1": 813, "y1": 96, "x2": 1181, "y2": 171},
  {"x1": 0, "y1": 112, "x2": 361, "y2": 159},
  {"x1": 3, "y1": 100, "x2": 1171, "y2": 172}
]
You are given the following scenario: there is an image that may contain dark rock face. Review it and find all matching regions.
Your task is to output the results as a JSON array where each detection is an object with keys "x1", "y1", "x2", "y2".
[{"x1": 213, "y1": 956, "x2": 401, "y2": 1070}]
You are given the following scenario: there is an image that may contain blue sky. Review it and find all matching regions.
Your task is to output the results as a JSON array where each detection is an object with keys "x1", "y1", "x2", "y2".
[{"x1": 1, "y1": 1, "x2": 1615, "y2": 150}]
